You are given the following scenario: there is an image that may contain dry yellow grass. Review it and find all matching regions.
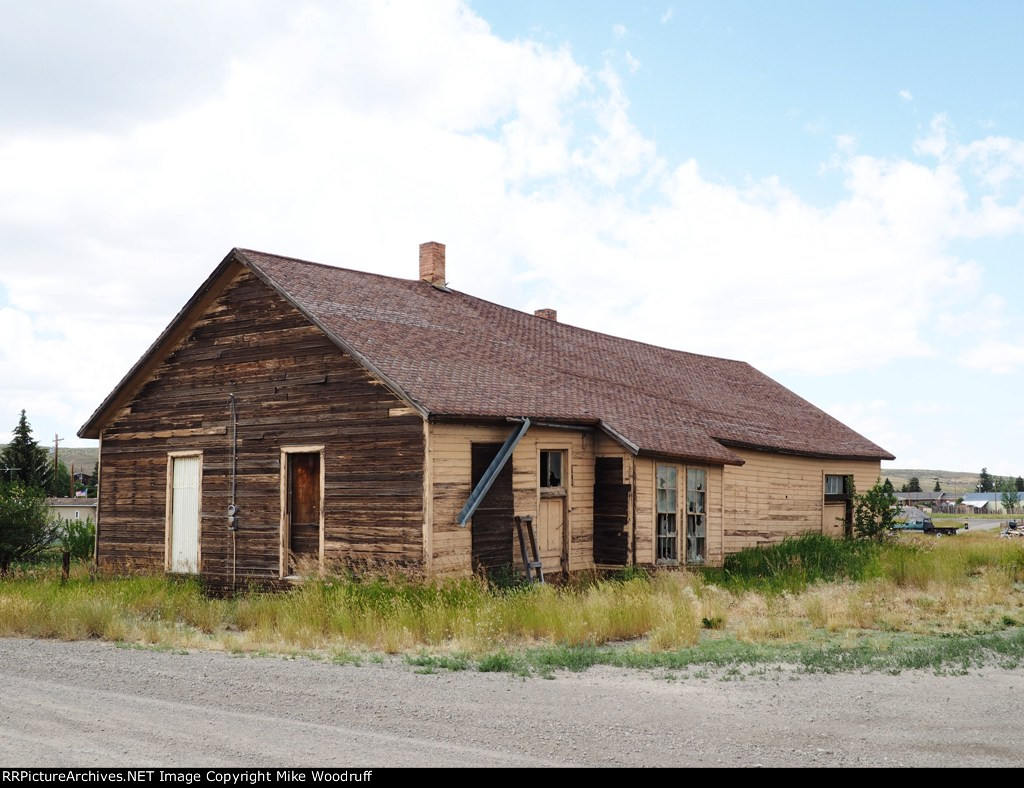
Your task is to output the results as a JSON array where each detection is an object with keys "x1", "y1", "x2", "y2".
[{"x1": 0, "y1": 532, "x2": 1021, "y2": 657}]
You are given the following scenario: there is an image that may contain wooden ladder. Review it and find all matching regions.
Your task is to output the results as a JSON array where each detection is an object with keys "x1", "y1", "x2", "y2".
[{"x1": 514, "y1": 515, "x2": 544, "y2": 583}]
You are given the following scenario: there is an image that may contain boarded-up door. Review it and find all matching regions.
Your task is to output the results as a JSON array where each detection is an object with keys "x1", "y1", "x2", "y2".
[
  {"x1": 168, "y1": 455, "x2": 200, "y2": 574},
  {"x1": 288, "y1": 452, "x2": 321, "y2": 574},
  {"x1": 470, "y1": 443, "x2": 513, "y2": 573},
  {"x1": 594, "y1": 457, "x2": 630, "y2": 565}
]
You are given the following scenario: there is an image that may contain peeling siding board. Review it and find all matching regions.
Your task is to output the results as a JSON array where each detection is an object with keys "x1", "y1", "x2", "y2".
[
  {"x1": 429, "y1": 423, "x2": 597, "y2": 575},
  {"x1": 722, "y1": 448, "x2": 881, "y2": 553},
  {"x1": 98, "y1": 269, "x2": 425, "y2": 583}
]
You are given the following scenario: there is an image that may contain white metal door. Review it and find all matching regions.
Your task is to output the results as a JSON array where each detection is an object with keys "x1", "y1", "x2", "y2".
[{"x1": 169, "y1": 455, "x2": 200, "y2": 574}]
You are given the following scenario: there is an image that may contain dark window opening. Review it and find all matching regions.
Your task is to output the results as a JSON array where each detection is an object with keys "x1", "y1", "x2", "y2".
[{"x1": 540, "y1": 450, "x2": 564, "y2": 488}]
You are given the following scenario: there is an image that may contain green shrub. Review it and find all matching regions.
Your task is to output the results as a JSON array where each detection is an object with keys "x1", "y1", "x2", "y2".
[
  {"x1": 0, "y1": 482, "x2": 58, "y2": 574},
  {"x1": 58, "y1": 517, "x2": 95, "y2": 562}
]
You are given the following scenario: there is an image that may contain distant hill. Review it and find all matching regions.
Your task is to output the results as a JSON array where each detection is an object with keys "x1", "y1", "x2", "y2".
[
  {"x1": 881, "y1": 468, "x2": 981, "y2": 497},
  {"x1": 0, "y1": 445, "x2": 98, "y2": 473},
  {"x1": 48, "y1": 446, "x2": 99, "y2": 473}
]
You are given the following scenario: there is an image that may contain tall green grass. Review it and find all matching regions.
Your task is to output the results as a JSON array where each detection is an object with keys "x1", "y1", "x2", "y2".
[{"x1": 713, "y1": 533, "x2": 883, "y2": 592}]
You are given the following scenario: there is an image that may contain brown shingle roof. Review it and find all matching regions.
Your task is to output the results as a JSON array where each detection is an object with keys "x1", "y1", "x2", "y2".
[{"x1": 235, "y1": 249, "x2": 892, "y2": 465}]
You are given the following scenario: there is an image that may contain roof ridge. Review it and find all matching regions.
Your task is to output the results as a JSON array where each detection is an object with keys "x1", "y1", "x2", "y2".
[{"x1": 235, "y1": 247, "x2": 754, "y2": 369}]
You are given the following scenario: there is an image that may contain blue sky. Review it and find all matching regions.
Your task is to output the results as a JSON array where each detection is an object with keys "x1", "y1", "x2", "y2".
[{"x1": 1, "y1": 1, "x2": 1022, "y2": 477}]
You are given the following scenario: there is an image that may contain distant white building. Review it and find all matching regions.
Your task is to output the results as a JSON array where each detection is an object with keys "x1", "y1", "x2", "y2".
[
  {"x1": 47, "y1": 497, "x2": 97, "y2": 522},
  {"x1": 961, "y1": 492, "x2": 1023, "y2": 514}
]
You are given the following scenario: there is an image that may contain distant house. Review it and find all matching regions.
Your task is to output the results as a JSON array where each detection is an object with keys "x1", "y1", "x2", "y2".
[
  {"x1": 894, "y1": 491, "x2": 953, "y2": 511},
  {"x1": 962, "y1": 492, "x2": 1023, "y2": 514},
  {"x1": 47, "y1": 497, "x2": 97, "y2": 523},
  {"x1": 79, "y1": 244, "x2": 893, "y2": 585}
]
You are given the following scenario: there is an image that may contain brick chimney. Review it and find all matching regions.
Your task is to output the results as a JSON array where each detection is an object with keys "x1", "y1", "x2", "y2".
[
  {"x1": 419, "y1": 241, "x2": 446, "y2": 286},
  {"x1": 534, "y1": 308, "x2": 557, "y2": 322}
]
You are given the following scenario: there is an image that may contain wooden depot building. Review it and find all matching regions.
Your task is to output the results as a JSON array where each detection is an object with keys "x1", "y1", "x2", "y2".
[{"x1": 79, "y1": 243, "x2": 894, "y2": 584}]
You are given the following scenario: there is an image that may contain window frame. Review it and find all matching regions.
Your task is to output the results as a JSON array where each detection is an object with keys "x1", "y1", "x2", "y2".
[
  {"x1": 539, "y1": 449, "x2": 566, "y2": 495},
  {"x1": 685, "y1": 467, "x2": 707, "y2": 564},
  {"x1": 824, "y1": 474, "x2": 853, "y2": 504},
  {"x1": 656, "y1": 463, "x2": 679, "y2": 565}
]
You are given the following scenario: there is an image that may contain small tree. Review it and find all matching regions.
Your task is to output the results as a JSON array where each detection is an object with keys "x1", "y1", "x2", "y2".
[
  {"x1": 0, "y1": 482, "x2": 59, "y2": 574},
  {"x1": 1001, "y1": 479, "x2": 1019, "y2": 515},
  {"x1": 883, "y1": 478, "x2": 894, "y2": 493},
  {"x1": 979, "y1": 467, "x2": 995, "y2": 493},
  {"x1": 0, "y1": 410, "x2": 51, "y2": 490},
  {"x1": 933, "y1": 479, "x2": 942, "y2": 492},
  {"x1": 1016, "y1": 476, "x2": 1024, "y2": 493},
  {"x1": 907, "y1": 476, "x2": 922, "y2": 492},
  {"x1": 853, "y1": 479, "x2": 900, "y2": 542}
]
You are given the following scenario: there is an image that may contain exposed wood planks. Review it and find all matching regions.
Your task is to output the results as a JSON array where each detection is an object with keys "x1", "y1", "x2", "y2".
[
  {"x1": 429, "y1": 423, "x2": 599, "y2": 575},
  {"x1": 470, "y1": 443, "x2": 514, "y2": 572},
  {"x1": 593, "y1": 457, "x2": 630, "y2": 565},
  {"x1": 98, "y1": 269, "x2": 425, "y2": 583}
]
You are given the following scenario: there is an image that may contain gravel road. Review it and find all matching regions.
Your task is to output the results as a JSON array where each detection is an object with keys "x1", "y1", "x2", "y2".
[{"x1": 2, "y1": 638, "x2": 1022, "y2": 767}]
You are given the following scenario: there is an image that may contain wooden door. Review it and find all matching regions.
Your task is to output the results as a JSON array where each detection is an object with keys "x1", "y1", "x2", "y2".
[
  {"x1": 537, "y1": 497, "x2": 565, "y2": 573},
  {"x1": 168, "y1": 455, "x2": 200, "y2": 574},
  {"x1": 288, "y1": 452, "x2": 321, "y2": 574}
]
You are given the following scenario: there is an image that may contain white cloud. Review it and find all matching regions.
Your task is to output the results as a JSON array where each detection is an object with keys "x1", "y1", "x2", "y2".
[
  {"x1": 624, "y1": 51, "x2": 642, "y2": 75},
  {"x1": 960, "y1": 341, "x2": 1024, "y2": 374},
  {"x1": 899, "y1": 89, "x2": 914, "y2": 103},
  {"x1": 1, "y1": 1, "x2": 1024, "y2": 449},
  {"x1": 612, "y1": 23, "x2": 627, "y2": 39},
  {"x1": 660, "y1": 7, "x2": 675, "y2": 24},
  {"x1": 914, "y1": 113, "x2": 952, "y2": 158}
]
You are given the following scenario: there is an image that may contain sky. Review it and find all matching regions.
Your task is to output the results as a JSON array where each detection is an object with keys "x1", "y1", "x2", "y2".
[{"x1": 1, "y1": 1, "x2": 1022, "y2": 477}]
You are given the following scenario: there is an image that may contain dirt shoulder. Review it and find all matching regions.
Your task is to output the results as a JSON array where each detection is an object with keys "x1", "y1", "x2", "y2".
[{"x1": 1, "y1": 638, "x2": 1022, "y2": 767}]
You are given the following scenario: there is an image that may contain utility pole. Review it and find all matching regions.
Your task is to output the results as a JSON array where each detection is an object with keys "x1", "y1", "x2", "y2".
[{"x1": 53, "y1": 434, "x2": 63, "y2": 493}]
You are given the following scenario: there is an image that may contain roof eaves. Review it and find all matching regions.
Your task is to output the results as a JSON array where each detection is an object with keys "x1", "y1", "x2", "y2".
[
  {"x1": 715, "y1": 438, "x2": 895, "y2": 462},
  {"x1": 598, "y1": 421, "x2": 639, "y2": 455},
  {"x1": 237, "y1": 249, "x2": 430, "y2": 420}
]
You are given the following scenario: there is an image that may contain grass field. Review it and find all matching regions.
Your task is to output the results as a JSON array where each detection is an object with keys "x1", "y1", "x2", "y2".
[{"x1": 2, "y1": 532, "x2": 1023, "y2": 675}]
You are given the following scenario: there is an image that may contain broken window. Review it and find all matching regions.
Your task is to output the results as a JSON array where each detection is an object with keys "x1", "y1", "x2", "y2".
[
  {"x1": 825, "y1": 475, "x2": 845, "y2": 496},
  {"x1": 540, "y1": 450, "x2": 564, "y2": 488},
  {"x1": 656, "y1": 464, "x2": 678, "y2": 564},
  {"x1": 686, "y1": 468, "x2": 706, "y2": 564}
]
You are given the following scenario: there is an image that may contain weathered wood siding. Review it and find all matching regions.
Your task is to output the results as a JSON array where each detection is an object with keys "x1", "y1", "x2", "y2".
[
  {"x1": 428, "y1": 423, "x2": 599, "y2": 575},
  {"x1": 721, "y1": 449, "x2": 881, "y2": 553},
  {"x1": 97, "y1": 267, "x2": 425, "y2": 581}
]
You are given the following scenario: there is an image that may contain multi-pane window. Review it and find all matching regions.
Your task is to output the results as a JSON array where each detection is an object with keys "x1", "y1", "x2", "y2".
[
  {"x1": 656, "y1": 464, "x2": 678, "y2": 563},
  {"x1": 686, "y1": 468, "x2": 706, "y2": 563},
  {"x1": 540, "y1": 450, "x2": 564, "y2": 488}
]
